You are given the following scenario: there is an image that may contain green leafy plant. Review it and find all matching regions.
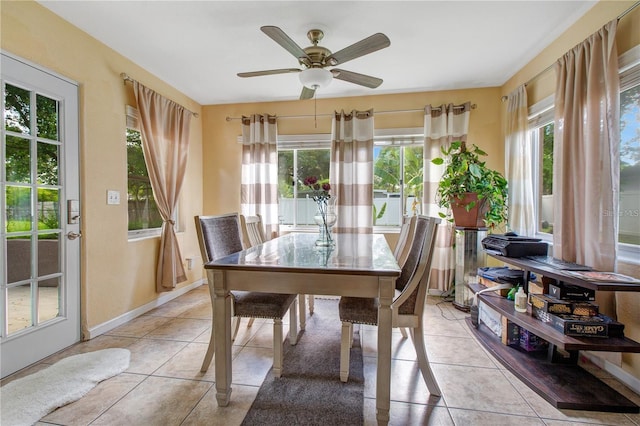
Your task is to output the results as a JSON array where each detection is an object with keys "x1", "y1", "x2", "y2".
[
  {"x1": 373, "y1": 202, "x2": 387, "y2": 225},
  {"x1": 431, "y1": 141, "x2": 508, "y2": 229}
]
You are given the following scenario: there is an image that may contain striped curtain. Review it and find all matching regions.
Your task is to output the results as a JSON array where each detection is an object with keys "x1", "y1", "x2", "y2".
[
  {"x1": 240, "y1": 114, "x2": 279, "y2": 240},
  {"x1": 330, "y1": 109, "x2": 374, "y2": 234},
  {"x1": 505, "y1": 85, "x2": 535, "y2": 236},
  {"x1": 423, "y1": 103, "x2": 472, "y2": 292}
]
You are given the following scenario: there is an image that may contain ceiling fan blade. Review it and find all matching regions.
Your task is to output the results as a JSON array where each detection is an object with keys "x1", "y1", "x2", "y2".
[
  {"x1": 300, "y1": 86, "x2": 316, "y2": 100},
  {"x1": 327, "y1": 33, "x2": 390, "y2": 66},
  {"x1": 237, "y1": 68, "x2": 301, "y2": 78},
  {"x1": 331, "y1": 69, "x2": 383, "y2": 88},
  {"x1": 261, "y1": 26, "x2": 311, "y2": 63}
]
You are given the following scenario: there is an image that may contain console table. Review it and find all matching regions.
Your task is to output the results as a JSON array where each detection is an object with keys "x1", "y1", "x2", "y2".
[{"x1": 468, "y1": 254, "x2": 640, "y2": 413}]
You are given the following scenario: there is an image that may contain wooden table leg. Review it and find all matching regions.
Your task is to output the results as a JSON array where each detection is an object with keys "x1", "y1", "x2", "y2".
[
  {"x1": 376, "y1": 276, "x2": 394, "y2": 425},
  {"x1": 212, "y1": 269, "x2": 233, "y2": 406}
]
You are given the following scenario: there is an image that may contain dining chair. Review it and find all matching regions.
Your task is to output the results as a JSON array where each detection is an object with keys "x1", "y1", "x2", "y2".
[
  {"x1": 240, "y1": 213, "x2": 314, "y2": 329},
  {"x1": 338, "y1": 215, "x2": 442, "y2": 397},
  {"x1": 393, "y1": 214, "x2": 417, "y2": 339},
  {"x1": 394, "y1": 215, "x2": 417, "y2": 268},
  {"x1": 195, "y1": 213, "x2": 298, "y2": 377}
]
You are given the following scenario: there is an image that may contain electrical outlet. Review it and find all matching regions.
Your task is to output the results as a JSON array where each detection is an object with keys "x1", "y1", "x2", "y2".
[{"x1": 107, "y1": 190, "x2": 120, "y2": 205}]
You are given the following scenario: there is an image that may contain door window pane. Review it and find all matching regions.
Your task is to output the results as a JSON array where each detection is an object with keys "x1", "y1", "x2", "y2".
[
  {"x1": 37, "y1": 189, "x2": 59, "y2": 230},
  {"x1": 6, "y1": 237, "x2": 32, "y2": 283},
  {"x1": 38, "y1": 233, "x2": 61, "y2": 277},
  {"x1": 6, "y1": 186, "x2": 32, "y2": 232},
  {"x1": 4, "y1": 84, "x2": 31, "y2": 134},
  {"x1": 7, "y1": 284, "x2": 32, "y2": 334},
  {"x1": 38, "y1": 278, "x2": 60, "y2": 323},
  {"x1": 36, "y1": 94, "x2": 59, "y2": 140},
  {"x1": 5, "y1": 135, "x2": 31, "y2": 183},
  {"x1": 37, "y1": 142, "x2": 59, "y2": 185}
]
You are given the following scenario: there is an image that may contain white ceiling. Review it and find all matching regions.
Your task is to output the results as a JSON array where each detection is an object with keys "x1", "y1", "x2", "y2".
[{"x1": 37, "y1": 1, "x2": 598, "y2": 105}]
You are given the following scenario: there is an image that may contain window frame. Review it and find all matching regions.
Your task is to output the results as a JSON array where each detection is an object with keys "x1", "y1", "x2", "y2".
[
  {"x1": 528, "y1": 45, "x2": 640, "y2": 265},
  {"x1": 125, "y1": 105, "x2": 176, "y2": 240},
  {"x1": 528, "y1": 95, "x2": 555, "y2": 243},
  {"x1": 617, "y1": 45, "x2": 640, "y2": 264},
  {"x1": 275, "y1": 128, "x2": 424, "y2": 233}
]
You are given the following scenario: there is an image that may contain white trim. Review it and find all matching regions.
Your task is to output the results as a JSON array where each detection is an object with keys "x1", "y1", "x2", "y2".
[
  {"x1": 86, "y1": 278, "x2": 205, "y2": 339},
  {"x1": 582, "y1": 351, "x2": 640, "y2": 395},
  {"x1": 619, "y1": 44, "x2": 640, "y2": 74},
  {"x1": 1, "y1": 50, "x2": 78, "y2": 86}
]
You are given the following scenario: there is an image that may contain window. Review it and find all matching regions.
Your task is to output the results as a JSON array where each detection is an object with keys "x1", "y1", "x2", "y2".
[
  {"x1": 529, "y1": 98, "x2": 555, "y2": 237},
  {"x1": 278, "y1": 145, "x2": 330, "y2": 226},
  {"x1": 619, "y1": 53, "x2": 640, "y2": 249},
  {"x1": 126, "y1": 106, "x2": 163, "y2": 237},
  {"x1": 373, "y1": 136, "x2": 423, "y2": 226},
  {"x1": 276, "y1": 129, "x2": 424, "y2": 229},
  {"x1": 529, "y1": 46, "x2": 640, "y2": 262}
]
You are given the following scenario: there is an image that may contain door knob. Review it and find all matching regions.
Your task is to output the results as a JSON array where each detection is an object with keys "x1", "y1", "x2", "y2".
[{"x1": 67, "y1": 231, "x2": 82, "y2": 240}]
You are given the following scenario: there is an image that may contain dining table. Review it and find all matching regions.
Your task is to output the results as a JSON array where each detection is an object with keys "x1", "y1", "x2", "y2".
[{"x1": 204, "y1": 232, "x2": 401, "y2": 425}]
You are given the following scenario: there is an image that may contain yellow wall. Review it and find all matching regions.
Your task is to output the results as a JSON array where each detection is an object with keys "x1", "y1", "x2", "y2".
[
  {"x1": 501, "y1": 0, "x2": 640, "y2": 376},
  {"x1": 1, "y1": 1, "x2": 204, "y2": 334}
]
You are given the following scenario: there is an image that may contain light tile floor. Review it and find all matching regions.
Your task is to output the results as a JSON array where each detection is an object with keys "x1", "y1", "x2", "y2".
[{"x1": 4, "y1": 284, "x2": 640, "y2": 425}]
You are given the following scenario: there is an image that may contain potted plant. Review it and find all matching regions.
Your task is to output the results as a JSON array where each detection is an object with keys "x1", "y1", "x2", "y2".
[{"x1": 431, "y1": 141, "x2": 508, "y2": 229}]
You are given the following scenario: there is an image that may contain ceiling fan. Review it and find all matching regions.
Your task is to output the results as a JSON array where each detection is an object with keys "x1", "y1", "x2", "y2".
[{"x1": 238, "y1": 26, "x2": 391, "y2": 100}]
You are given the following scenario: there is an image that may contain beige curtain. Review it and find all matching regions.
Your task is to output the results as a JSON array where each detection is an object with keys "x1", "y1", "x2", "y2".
[
  {"x1": 505, "y1": 85, "x2": 535, "y2": 236},
  {"x1": 553, "y1": 19, "x2": 619, "y2": 271},
  {"x1": 240, "y1": 114, "x2": 279, "y2": 240},
  {"x1": 133, "y1": 81, "x2": 193, "y2": 292},
  {"x1": 423, "y1": 103, "x2": 472, "y2": 292},
  {"x1": 554, "y1": 20, "x2": 619, "y2": 324},
  {"x1": 330, "y1": 109, "x2": 374, "y2": 234}
]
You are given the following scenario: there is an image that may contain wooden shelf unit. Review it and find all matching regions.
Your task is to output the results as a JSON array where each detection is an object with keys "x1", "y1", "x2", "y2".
[{"x1": 468, "y1": 255, "x2": 640, "y2": 413}]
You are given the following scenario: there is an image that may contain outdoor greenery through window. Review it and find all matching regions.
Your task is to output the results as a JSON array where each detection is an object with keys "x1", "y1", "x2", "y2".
[
  {"x1": 530, "y1": 57, "x2": 640, "y2": 254},
  {"x1": 373, "y1": 141, "x2": 423, "y2": 225},
  {"x1": 277, "y1": 132, "x2": 424, "y2": 228},
  {"x1": 529, "y1": 111, "x2": 555, "y2": 236},
  {"x1": 619, "y1": 61, "x2": 640, "y2": 246},
  {"x1": 4, "y1": 83, "x2": 61, "y2": 238},
  {"x1": 278, "y1": 148, "x2": 331, "y2": 226},
  {"x1": 126, "y1": 107, "x2": 163, "y2": 235}
]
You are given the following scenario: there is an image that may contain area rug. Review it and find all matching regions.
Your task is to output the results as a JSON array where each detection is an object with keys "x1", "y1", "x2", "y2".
[
  {"x1": 1, "y1": 348, "x2": 130, "y2": 426},
  {"x1": 241, "y1": 298, "x2": 364, "y2": 425}
]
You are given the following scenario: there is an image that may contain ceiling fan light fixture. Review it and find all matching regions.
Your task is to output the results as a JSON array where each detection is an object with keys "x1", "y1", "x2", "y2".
[{"x1": 299, "y1": 68, "x2": 332, "y2": 90}]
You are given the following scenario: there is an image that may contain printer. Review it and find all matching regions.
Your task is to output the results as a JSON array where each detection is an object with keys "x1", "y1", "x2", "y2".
[{"x1": 481, "y1": 233, "x2": 548, "y2": 258}]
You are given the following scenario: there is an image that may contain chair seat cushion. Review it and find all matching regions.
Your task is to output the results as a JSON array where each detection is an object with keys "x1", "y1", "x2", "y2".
[
  {"x1": 339, "y1": 297, "x2": 379, "y2": 326},
  {"x1": 232, "y1": 291, "x2": 296, "y2": 319}
]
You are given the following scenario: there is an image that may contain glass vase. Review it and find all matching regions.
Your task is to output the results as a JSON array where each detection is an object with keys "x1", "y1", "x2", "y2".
[{"x1": 313, "y1": 199, "x2": 337, "y2": 247}]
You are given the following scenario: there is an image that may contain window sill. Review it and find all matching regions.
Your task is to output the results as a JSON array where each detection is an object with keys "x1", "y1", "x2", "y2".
[{"x1": 279, "y1": 225, "x2": 400, "y2": 234}]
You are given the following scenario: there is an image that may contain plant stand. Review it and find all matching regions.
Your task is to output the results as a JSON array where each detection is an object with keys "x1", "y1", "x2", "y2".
[{"x1": 453, "y1": 227, "x2": 487, "y2": 312}]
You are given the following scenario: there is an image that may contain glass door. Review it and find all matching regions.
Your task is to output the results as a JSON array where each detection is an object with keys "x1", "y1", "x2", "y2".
[{"x1": 1, "y1": 53, "x2": 80, "y2": 377}]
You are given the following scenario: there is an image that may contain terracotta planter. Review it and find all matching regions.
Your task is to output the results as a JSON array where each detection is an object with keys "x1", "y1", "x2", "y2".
[{"x1": 450, "y1": 192, "x2": 489, "y2": 228}]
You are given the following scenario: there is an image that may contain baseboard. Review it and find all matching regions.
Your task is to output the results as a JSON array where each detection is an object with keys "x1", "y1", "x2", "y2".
[
  {"x1": 582, "y1": 351, "x2": 640, "y2": 395},
  {"x1": 86, "y1": 279, "x2": 206, "y2": 339}
]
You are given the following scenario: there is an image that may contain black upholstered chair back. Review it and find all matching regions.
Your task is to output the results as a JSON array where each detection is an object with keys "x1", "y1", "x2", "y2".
[{"x1": 195, "y1": 213, "x2": 244, "y2": 263}]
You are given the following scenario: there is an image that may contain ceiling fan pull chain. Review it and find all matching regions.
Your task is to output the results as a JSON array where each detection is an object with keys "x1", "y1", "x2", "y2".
[{"x1": 314, "y1": 94, "x2": 318, "y2": 129}]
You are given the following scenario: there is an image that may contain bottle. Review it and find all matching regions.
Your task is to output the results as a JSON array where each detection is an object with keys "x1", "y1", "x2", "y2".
[{"x1": 514, "y1": 287, "x2": 528, "y2": 313}]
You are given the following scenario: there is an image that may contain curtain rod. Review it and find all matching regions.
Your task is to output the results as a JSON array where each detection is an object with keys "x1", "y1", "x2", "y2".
[
  {"x1": 224, "y1": 103, "x2": 476, "y2": 122},
  {"x1": 514, "y1": 1, "x2": 640, "y2": 92},
  {"x1": 120, "y1": 73, "x2": 199, "y2": 118}
]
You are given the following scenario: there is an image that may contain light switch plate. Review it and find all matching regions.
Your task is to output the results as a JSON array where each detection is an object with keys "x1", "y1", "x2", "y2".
[{"x1": 107, "y1": 190, "x2": 120, "y2": 205}]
